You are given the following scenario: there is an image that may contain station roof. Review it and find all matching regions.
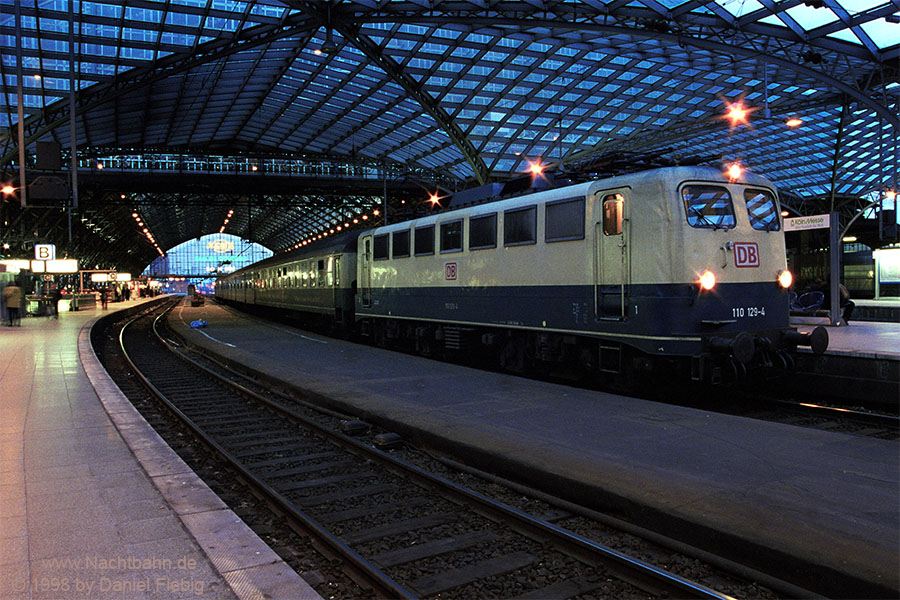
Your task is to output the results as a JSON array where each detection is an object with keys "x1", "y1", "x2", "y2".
[{"x1": 1, "y1": 0, "x2": 897, "y2": 273}]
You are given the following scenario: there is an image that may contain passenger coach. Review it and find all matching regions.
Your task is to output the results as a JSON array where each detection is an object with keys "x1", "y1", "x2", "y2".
[{"x1": 216, "y1": 232, "x2": 359, "y2": 329}]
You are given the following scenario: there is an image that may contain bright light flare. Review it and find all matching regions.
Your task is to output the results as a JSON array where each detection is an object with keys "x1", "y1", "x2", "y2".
[
  {"x1": 777, "y1": 269, "x2": 793, "y2": 289},
  {"x1": 527, "y1": 159, "x2": 545, "y2": 176},
  {"x1": 427, "y1": 192, "x2": 442, "y2": 208},
  {"x1": 698, "y1": 270, "x2": 716, "y2": 291},
  {"x1": 886, "y1": 190, "x2": 897, "y2": 201},
  {"x1": 727, "y1": 162, "x2": 742, "y2": 181},
  {"x1": 1, "y1": 184, "x2": 16, "y2": 196},
  {"x1": 720, "y1": 98, "x2": 757, "y2": 129},
  {"x1": 785, "y1": 118, "x2": 803, "y2": 128}
]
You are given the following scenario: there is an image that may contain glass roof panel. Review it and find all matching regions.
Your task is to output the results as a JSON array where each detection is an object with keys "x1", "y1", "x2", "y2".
[{"x1": 860, "y1": 19, "x2": 900, "y2": 49}]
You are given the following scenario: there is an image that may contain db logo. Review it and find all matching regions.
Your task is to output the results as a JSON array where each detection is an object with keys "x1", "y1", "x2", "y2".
[
  {"x1": 445, "y1": 262, "x2": 457, "y2": 280},
  {"x1": 734, "y1": 242, "x2": 760, "y2": 268}
]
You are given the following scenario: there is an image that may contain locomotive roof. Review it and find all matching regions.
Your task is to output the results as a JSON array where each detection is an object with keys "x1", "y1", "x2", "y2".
[{"x1": 373, "y1": 166, "x2": 776, "y2": 231}]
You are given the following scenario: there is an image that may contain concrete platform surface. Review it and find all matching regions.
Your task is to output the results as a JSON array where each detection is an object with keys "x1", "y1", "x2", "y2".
[
  {"x1": 790, "y1": 316, "x2": 900, "y2": 360},
  {"x1": 171, "y1": 300, "x2": 899, "y2": 598},
  {"x1": 0, "y1": 298, "x2": 319, "y2": 600}
]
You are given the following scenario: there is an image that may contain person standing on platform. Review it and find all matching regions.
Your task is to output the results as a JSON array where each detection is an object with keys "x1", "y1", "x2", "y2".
[
  {"x1": 839, "y1": 283, "x2": 855, "y2": 323},
  {"x1": 3, "y1": 281, "x2": 23, "y2": 326},
  {"x1": 52, "y1": 286, "x2": 63, "y2": 319},
  {"x1": 101, "y1": 287, "x2": 109, "y2": 309}
]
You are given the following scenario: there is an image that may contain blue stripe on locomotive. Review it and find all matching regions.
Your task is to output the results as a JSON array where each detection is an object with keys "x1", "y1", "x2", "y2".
[{"x1": 357, "y1": 281, "x2": 789, "y2": 356}]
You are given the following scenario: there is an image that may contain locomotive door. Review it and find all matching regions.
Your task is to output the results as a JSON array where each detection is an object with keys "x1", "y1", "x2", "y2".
[
  {"x1": 594, "y1": 190, "x2": 631, "y2": 319},
  {"x1": 360, "y1": 237, "x2": 372, "y2": 307}
]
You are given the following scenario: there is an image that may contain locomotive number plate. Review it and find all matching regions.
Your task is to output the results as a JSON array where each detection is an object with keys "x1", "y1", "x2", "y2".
[
  {"x1": 732, "y1": 306, "x2": 766, "y2": 318},
  {"x1": 733, "y1": 242, "x2": 760, "y2": 268}
]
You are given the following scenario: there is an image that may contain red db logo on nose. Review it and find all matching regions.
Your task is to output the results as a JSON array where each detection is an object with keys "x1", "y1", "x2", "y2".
[{"x1": 734, "y1": 242, "x2": 759, "y2": 268}]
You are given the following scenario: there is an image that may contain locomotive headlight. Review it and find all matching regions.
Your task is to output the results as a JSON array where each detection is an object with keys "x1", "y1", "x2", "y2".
[
  {"x1": 698, "y1": 270, "x2": 716, "y2": 291},
  {"x1": 777, "y1": 269, "x2": 793, "y2": 289}
]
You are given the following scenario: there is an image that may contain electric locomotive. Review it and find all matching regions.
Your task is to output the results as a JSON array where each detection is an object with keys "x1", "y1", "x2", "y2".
[
  {"x1": 216, "y1": 166, "x2": 826, "y2": 384},
  {"x1": 355, "y1": 165, "x2": 825, "y2": 383}
]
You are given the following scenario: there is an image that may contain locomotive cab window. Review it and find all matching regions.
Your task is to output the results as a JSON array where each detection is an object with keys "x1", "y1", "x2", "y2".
[
  {"x1": 392, "y1": 230, "x2": 410, "y2": 258},
  {"x1": 682, "y1": 186, "x2": 736, "y2": 229},
  {"x1": 373, "y1": 234, "x2": 389, "y2": 260},
  {"x1": 602, "y1": 194, "x2": 624, "y2": 236},
  {"x1": 546, "y1": 198, "x2": 585, "y2": 242},
  {"x1": 469, "y1": 213, "x2": 497, "y2": 250},
  {"x1": 504, "y1": 206, "x2": 537, "y2": 246},
  {"x1": 744, "y1": 189, "x2": 780, "y2": 231},
  {"x1": 440, "y1": 220, "x2": 463, "y2": 253},
  {"x1": 414, "y1": 225, "x2": 435, "y2": 256}
]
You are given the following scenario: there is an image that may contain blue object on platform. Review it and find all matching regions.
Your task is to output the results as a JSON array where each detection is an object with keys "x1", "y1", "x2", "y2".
[{"x1": 190, "y1": 319, "x2": 207, "y2": 328}]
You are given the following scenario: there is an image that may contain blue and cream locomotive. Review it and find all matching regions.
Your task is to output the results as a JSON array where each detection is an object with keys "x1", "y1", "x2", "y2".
[{"x1": 216, "y1": 166, "x2": 826, "y2": 383}]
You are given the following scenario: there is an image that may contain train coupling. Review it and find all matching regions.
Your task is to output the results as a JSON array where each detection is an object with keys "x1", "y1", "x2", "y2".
[
  {"x1": 782, "y1": 326, "x2": 829, "y2": 355},
  {"x1": 707, "y1": 331, "x2": 756, "y2": 365}
]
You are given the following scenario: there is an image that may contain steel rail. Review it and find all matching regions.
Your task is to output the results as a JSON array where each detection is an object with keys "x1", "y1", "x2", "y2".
[
  {"x1": 159, "y1": 314, "x2": 738, "y2": 600},
  {"x1": 117, "y1": 302, "x2": 415, "y2": 600}
]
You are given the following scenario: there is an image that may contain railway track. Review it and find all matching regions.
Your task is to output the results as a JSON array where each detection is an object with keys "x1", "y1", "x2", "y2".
[{"x1": 105, "y1": 298, "x2": 792, "y2": 599}]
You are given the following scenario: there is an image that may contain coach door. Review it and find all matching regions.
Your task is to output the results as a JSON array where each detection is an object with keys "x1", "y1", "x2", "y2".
[
  {"x1": 360, "y1": 236, "x2": 372, "y2": 308},
  {"x1": 594, "y1": 190, "x2": 631, "y2": 319}
]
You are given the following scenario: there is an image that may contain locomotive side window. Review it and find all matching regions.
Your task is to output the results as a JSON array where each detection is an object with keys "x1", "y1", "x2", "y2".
[
  {"x1": 602, "y1": 194, "x2": 624, "y2": 236},
  {"x1": 744, "y1": 189, "x2": 780, "y2": 231},
  {"x1": 682, "y1": 186, "x2": 736, "y2": 229},
  {"x1": 504, "y1": 206, "x2": 537, "y2": 246},
  {"x1": 392, "y1": 230, "x2": 410, "y2": 258},
  {"x1": 546, "y1": 197, "x2": 585, "y2": 242},
  {"x1": 373, "y1": 234, "x2": 389, "y2": 260},
  {"x1": 469, "y1": 213, "x2": 497, "y2": 250},
  {"x1": 440, "y1": 220, "x2": 463, "y2": 253},
  {"x1": 414, "y1": 225, "x2": 435, "y2": 256}
]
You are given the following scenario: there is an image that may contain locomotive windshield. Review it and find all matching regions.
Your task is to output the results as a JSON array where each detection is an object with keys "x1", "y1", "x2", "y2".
[
  {"x1": 682, "y1": 186, "x2": 736, "y2": 229},
  {"x1": 744, "y1": 189, "x2": 781, "y2": 231}
]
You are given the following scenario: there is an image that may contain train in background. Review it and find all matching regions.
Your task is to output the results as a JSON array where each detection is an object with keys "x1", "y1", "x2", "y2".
[{"x1": 216, "y1": 166, "x2": 827, "y2": 385}]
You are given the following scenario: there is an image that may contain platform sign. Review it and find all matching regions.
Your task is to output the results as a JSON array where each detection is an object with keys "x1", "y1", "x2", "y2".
[
  {"x1": 34, "y1": 243, "x2": 55, "y2": 261},
  {"x1": 783, "y1": 214, "x2": 830, "y2": 231}
]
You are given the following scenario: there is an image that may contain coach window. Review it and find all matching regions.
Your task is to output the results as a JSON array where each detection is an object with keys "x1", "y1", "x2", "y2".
[
  {"x1": 546, "y1": 198, "x2": 585, "y2": 242},
  {"x1": 317, "y1": 259, "x2": 326, "y2": 286},
  {"x1": 744, "y1": 189, "x2": 780, "y2": 231},
  {"x1": 682, "y1": 186, "x2": 736, "y2": 229},
  {"x1": 602, "y1": 194, "x2": 624, "y2": 236},
  {"x1": 392, "y1": 230, "x2": 410, "y2": 258},
  {"x1": 373, "y1": 234, "x2": 389, "y2": 260},
  {"x1": 504, "y1": 206, "x2": 537, "y2": 246},
  {"x1": 414, "y1": 225, "x2": 435, "y2": 256},
  {"x1": 469, "y1": 213, "x2": 497, "y2": 250},
  {"x1": 440, "y1": 220, "x2": 463, "y2": 253}
]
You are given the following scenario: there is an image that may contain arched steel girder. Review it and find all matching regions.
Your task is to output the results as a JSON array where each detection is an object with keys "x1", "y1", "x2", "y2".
[
  {"x1": 4, "y1": 4, "x2": 895, "y2": 176},
  {"x1": 284, "y1": 1, "x2": 491, "y2": 184},
  {"x1": 395, "y1": 15, "x2": 898, "y2": 130},
  {"x1": 336, "y1": 25, "x2": 491, "y2": 185},
  {"x1": 0, "y1": 14, "x2": 321, "y2": 167}
]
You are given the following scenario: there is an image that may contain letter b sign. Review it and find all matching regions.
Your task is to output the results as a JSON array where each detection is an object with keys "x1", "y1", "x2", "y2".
[{"x1": 35, "y1": 244, "x2": 56, "y2": 261}]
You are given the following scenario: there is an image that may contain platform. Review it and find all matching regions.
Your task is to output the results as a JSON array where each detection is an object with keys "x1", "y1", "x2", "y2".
[
  {"x1": 171, "y1": 300, "x2": 899, "y2": 599},
  {"x1": 0, "y1": 298, "x2": 319, "y2": 599},
  {"x1": 787, "y1": 317, "x2": 899, "y2": 402}
]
